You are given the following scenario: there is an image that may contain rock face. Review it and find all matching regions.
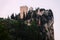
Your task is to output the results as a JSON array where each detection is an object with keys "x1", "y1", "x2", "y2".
[{"x1": 19, "y1": 7, "x2": 54, "y2": 40}]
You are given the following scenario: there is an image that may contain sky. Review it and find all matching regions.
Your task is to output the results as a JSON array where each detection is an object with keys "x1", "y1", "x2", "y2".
[{"x1": 0, "y1": 0, "x2": 60, "y2": 40}]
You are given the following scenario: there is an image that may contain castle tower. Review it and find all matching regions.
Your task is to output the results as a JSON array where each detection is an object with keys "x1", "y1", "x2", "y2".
[{"x1": 20, "y1": 6, "x2": 28, "y2": 19}]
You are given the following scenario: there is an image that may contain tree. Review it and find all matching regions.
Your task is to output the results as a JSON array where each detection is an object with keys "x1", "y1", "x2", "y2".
[{"x1": 11, "y1": 13, "x2": 15, "y2": 19}]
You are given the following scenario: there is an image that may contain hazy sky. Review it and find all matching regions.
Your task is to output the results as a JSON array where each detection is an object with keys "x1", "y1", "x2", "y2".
[{"x1": 0, "y1": 0, "x2": 60, "y2": 40}]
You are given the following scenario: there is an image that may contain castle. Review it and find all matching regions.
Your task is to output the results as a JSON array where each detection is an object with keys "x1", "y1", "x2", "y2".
[{"x1": 19, "y1": 6, "x2": 54, "y2": 40}]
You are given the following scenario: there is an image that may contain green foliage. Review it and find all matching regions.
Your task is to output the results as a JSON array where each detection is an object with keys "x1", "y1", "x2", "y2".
[
  {"x1": 0, "y1": 18, "x2": 40, "y2": 40},
  {"x1": 0, "y1": 19, "x2": 10, "y2": 40}
]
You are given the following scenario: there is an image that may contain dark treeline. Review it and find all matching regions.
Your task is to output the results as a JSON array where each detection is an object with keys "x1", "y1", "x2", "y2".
[{"x1": 0, "y1": 8, "x2": 54, "y2": 40}]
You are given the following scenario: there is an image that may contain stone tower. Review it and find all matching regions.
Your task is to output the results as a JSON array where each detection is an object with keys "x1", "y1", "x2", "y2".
[{"x1": 20, "y1": 6, "x2": 28, "y2": 19}]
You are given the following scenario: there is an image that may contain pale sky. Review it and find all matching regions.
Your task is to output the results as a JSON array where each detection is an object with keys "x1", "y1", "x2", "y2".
[{"x1": 0, "y1": 0, "x2": 60, "y2": 40}]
